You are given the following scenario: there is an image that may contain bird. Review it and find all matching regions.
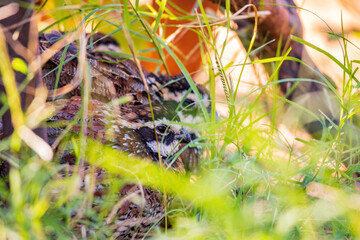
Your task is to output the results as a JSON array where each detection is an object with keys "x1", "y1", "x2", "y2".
[
  {"x1": 47, "y1": 96, "x2": 200, "y2": 239},
  {"x1": 38, "y1": 30, "x2": 210, "y2": 238},
  {"x1": 40, "y1": 30, "x2": 210, "y2": 170},
  {"x1": 0, "y1": 30, "x2": 209, "y2": 238},
  {"x1": 48, "y1": 96, "x2": 197, "y2": 168}
]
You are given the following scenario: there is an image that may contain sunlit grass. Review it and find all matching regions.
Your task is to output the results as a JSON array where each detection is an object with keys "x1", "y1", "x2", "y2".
[{"x1": 0, "y1": 1, "x2": 360, "y2": 239}]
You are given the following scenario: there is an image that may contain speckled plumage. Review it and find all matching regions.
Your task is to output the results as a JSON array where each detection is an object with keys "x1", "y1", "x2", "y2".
[
  {"x1": 39, "y1": 31, "x2": 210, "y2": 110},
  {"x1": 48, "y1": 96, "x2": 192, "y2": 170},
  {"x1": 47, "y1": 96, "x2": 199, "y2": 239},
  {"x1": 39, "y1": 31, "x2": 160, "y2": 103},
  {"x1": 36, "y1": 30, "x2": 209, "y2": 238}
]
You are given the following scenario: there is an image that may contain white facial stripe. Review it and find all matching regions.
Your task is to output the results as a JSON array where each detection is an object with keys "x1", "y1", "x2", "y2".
[
  {"x1": 185, "y1": 93, "x2": 198, "y2": 104},
  {"x1": 146, "y1": 140, "x2": 180, "y2": 157},
  {"x1": 163, "y1": 90, "x2": 210, "y2": 109},
  {"x1": 177, "y1": 111, "x2": 203, "y2": 125}
]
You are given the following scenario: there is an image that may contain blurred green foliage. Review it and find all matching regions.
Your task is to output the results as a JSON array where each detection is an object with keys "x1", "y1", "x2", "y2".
[{"x1": 0, "y1": 1, "x2": 359, "y2": 239}]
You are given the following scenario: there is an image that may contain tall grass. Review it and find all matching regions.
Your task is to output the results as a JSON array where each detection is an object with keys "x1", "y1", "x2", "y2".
[{"x1": 0, "y1": 1, "x2": 359, "y2": 239}]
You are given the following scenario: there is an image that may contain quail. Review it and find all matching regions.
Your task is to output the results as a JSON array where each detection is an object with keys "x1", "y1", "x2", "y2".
[
  {"x1": 40, "y1": 31, "x2": 209, "y2": 169},
  {"x1": 38, "y1": 30, "x2": 209, "y2": 237},
  {"x1": 47, "y1": 96, "x2": 199, "y2": 239},
  {"x1": 48, "y1": 96, "x2": 197, "y2": 168},
  {"x1": 0, "y1": 29, "x2": 209, "y2": 238}
]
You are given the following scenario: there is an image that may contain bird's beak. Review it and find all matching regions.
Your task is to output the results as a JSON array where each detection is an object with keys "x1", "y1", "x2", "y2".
[{"x1": 178, "y1": 128, "x2": 192, "y2": 143}]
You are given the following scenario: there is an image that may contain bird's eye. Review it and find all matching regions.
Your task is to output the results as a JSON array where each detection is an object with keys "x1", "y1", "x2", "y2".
[
  {"x1": 183, "y1": 99, "x2": 194, "y2": 106},
  {"x1": 156, "y1": 125, "x2": 168, "y2": 134}
]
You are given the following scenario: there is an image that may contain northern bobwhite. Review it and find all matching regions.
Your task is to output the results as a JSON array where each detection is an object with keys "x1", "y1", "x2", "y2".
[
  {"x1": 48, "y1": 96, "x2": 199, "y2": 169},
  {"x1": 40, "y1": 30, "x2": 209, "y2": 169},
  {"x1": 47, "y1": 96, "x2": 200, "y2": 239}
]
